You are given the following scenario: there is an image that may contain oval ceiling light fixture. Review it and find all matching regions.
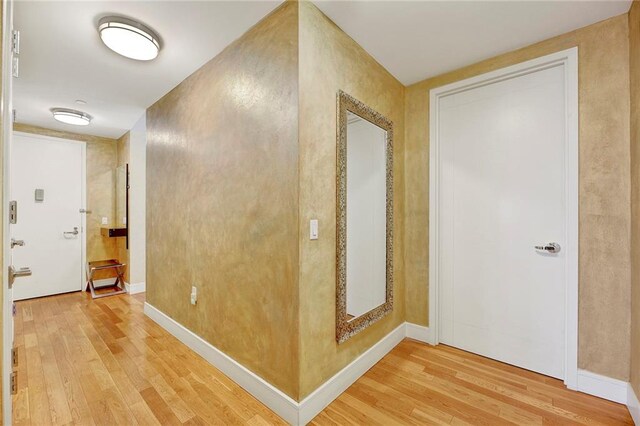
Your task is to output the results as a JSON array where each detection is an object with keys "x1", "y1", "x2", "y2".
[
  {"x1": 98, "y1": 16, "x2": 161, "y2": 61},
  {"x1": 51, "y1": 108, "x2": 92, "y2": 126}
]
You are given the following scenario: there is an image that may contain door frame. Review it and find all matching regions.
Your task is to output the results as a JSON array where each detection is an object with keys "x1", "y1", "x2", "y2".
[
  {"x1": 428, "y1": 47, "x2": 579, "y2": 389},
  {"x1": 13, "y1": 131, "x2": 88, "y2": 295},
  {"x1": 2, "y1": 0, "x2": 14, "y2": 422}
]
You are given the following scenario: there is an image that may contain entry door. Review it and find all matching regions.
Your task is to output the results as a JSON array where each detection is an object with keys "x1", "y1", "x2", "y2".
[
  {"x1": 437, "y1": 64, "x2": 568, "y2": 379},
  {"x1": 11, "y1": 133, "x2": 84, "y2": 300}
]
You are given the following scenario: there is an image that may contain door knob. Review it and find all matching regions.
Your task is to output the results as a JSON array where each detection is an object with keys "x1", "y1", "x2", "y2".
[
  {"x1": 8, "y1": 265, "x2": 31, "y2": 287},
  {"x1": 535, "y1": 242, "x2": 561, "y2": 253}
]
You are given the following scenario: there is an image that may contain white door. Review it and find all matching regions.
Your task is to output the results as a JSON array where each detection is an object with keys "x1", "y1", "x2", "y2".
[
  {"x1": 11, "y1": 133, "x2": 84, "y2": 300},
  {"x1": 435, "y1": 60, "x2": 574, "y2": 379}
]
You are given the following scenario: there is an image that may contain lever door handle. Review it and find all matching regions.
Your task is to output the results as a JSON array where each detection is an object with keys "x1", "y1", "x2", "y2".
[
  {"x1": 9, "y1": 265, "x2": 31, "y2": 287},
  {"x1": 63, "y1": 227, "x2": 79, "y2": 236},
  {"x1": 535, "y1": 242, "x2": 561, "y2": 253}
]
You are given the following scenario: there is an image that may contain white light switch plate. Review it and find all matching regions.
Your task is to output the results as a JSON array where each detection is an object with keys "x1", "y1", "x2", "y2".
[
  {"x1": 191, "y1": 286, "x2": 197, "y2": 305},
  {"x1": 101, "y1": 217, "x2": 108, "y2": 225},
  {"x1": 310, "y1": 219, "x2": 318, "y2": 240}
]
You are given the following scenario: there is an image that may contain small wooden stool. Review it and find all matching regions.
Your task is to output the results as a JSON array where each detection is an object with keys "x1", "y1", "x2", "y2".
[{"x1": 85, "y1": 259, "x2": 127, "y2": 299}]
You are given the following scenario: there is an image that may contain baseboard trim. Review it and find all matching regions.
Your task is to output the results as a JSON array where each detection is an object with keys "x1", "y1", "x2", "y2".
[
  {"x1": 140, "y1": 308, "x2": 638, "y2": 421},
  {"x1": 144, "y1": 303, "x2": 300, "y2": 424},
  {"x1": 141, "y1": 307, "x2": 635, "y2": 421},
  {"x1": 125, "y1": 281, "x2": 146, "y2": 294},
  {"x1": 576, "y1": 369, "x2": 628, "y2": 404},
  {"x1": 628, "y1": 383, "x2": 640, "y2": 425},
  {"x1": 144, "y1": 303, "x2": 424, "y2": 425},
  {"x1": 405, "y1": 322, "x2": 434, "y2": 344},
  {"x1": 297, "y1": 323, "x2": 406, "y2": 424}
]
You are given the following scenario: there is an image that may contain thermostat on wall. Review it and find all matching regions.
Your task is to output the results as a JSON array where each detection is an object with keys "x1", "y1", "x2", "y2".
[{"x1": 34, "y1": 188, "x2": 44, "y2": 202}]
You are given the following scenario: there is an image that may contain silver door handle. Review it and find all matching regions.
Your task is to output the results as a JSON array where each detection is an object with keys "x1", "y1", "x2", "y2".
[
  {"x1": 535, "y1": 242, "x2": 561, "y2": 253},
  {"x1": 10, "y1": 238, "x2": 25, "y2": 248},
  {"x1": 63, "y1": 227, "x2": 79, "y2": 236},
  {"x1": 9, "y1": 265, "x2": 31, "y2": 287}
]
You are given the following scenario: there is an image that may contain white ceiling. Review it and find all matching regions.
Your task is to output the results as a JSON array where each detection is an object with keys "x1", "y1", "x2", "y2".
[
  {"x1": 14, "y1": 1, "x2": 281, "y2": 138},
  {"x1": 315, "y1": 0, "x2": 632, "y2": 85},
  {"x1": 15, "y1": 0, "x2": 632, "y2": 139}
]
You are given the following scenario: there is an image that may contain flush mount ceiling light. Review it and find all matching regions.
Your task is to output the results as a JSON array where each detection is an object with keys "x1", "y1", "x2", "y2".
[
  {"x1": 51, "y1": 108, "x2": 92, "y2": 126},
  {"x1": 98, "y1": 16, "x2": 161, "y2": 61}
]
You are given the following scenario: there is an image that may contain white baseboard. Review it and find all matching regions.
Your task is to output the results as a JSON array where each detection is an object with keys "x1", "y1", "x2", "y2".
[
  {"x1": 144, "y1": 303, "x2": 300, "y2": 423},
  {"x1": 141, "y1": 306, "x2": 637, "y2": 422},
  {"x1": 628, "y1": 383, "x2": 640, "y2": 425},
  {"x1": 125, "y1": 281, "x2": 146, "y2": 294},
  {"x1": 144, "y1": 302, "x2": 421, "y2": 425},
  {"x1": 576, "y1": 369, "x2": 628, "y2": 404},
  {"x1": 405, "y1": 323, "x2": 434, "y2": 344},
  {"x1": 297, "y1": 323, "x2": 406, "y2": 424}
]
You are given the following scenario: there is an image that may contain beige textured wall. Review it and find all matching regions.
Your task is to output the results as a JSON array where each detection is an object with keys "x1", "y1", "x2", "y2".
[
  {"x1": 116, "y1": 131, "x2": 129, "y2": 282},
  {"x1": 629, "y1": 0, "x2": 640, "y2": 396},
  {"x1": 13, "y1": 123, "x2": 119, "y2": 264},
  {"x1": 298, "y1": 1, "x2": 406, "y2": 398},
  {"x1": 404, "y1": 15, "x2": 632, "y2": 380},
  {"x1": 146, "y1": 2, "x2": 300, "y2": 398}
]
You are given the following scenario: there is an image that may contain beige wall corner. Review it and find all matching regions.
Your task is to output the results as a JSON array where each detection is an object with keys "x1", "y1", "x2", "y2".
[
  {"x1": 146, "y1": 1, "x2": 300, "y2": 399},
  {"x1": 404, "y1": 14, "x2": 632, "y2": 381},
  {"x1": 297, "y1": 1, "x2": 406, "y2": 399},
  {"x1": 629, "y1": 0, "x2": 640, "y2": 396}
]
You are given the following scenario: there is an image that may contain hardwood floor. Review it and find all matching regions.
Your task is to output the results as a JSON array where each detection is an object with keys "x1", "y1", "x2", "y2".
[
  {"x1": 12, "y1": 292, "x2": 633, "y2": 425},
  {"x1": 313, "y1": 342, "x2": 633, "y2": 425},
  {"x1": 12, "y1": 291, "x2": 285, "y2": 425}
]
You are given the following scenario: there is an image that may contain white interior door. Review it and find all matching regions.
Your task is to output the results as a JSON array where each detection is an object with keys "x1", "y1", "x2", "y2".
[
  {"x1": 11, "y1": 133, "x2": 84, "y2": 300},
  {"x1": 436, "y1": 63, "x2": 570, "y2": 379}
]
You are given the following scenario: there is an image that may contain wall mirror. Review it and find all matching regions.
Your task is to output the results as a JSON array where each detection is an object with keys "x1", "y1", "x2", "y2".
[
  {"x1": 336, "y1": 90, "x2": 393, "y2": 344},
  {"x1": 114, "y1": 164, "x2": 129, "y2": 247}
]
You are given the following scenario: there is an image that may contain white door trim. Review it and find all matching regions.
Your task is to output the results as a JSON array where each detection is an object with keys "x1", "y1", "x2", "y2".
[
  {"x1": 13, "y1": 131, "x2": 88, "y2": 293},
  {"x1": 2, "y1": 0, "x2": 14, "y2": 422},
  {"x1": 428, "y1": 47, "x2": 579, "y2": 389}
]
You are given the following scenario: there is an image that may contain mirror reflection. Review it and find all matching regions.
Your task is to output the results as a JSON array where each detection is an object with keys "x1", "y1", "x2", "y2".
[
  {"x1": 115, "y1": 164, "x2": 127, "y2": 228},
  {"x1": 346, "y1": 111, "x2": 387, "y2": 320}
]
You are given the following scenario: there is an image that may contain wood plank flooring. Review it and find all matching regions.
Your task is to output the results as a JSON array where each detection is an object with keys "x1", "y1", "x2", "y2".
[
  {"x1": 13, "y1": 291, "x2": 285, "y2": 425},
  {"x1": 13, "y1": 291, "x2": 633, "y2": 425}
]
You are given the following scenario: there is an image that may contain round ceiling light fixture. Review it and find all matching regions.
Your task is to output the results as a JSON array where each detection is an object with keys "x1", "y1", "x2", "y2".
[
  {"x1": 98, "y1": 16, "x2": 161, "y2": 61},
  {"x1": 51, "y1": 108, "x2": 92, "y2": 126}
]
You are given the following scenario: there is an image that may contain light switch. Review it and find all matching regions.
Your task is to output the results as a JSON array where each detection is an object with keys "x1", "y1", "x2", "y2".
[
  {"x1": 310, "y1": 219, "x2": 318, "y2": 240},
  {"x1": 101, "y1": 217, "x2": 108, "y2": 225}
]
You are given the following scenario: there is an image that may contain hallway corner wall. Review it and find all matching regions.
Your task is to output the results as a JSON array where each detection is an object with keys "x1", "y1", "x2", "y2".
[
  {"x1": 145, "y1": 1, "x2": 300, "y2": 399},
  {"x1": 297, "y1": 1, "x2": 406, "y2": 399}
]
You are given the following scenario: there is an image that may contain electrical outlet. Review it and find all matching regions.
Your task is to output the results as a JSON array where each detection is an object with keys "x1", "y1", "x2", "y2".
[
  {"x1": 101, "y1": 217, "x2": 108, "y2": 225},
  {"x1": 190, "y1": 286, "x2": 197, "y2": 305}
]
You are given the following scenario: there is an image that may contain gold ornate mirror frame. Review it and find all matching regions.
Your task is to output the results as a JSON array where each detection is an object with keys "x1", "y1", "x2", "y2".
[{"x1": 336, "y1": 90, "x2": 394, "y2": 344}]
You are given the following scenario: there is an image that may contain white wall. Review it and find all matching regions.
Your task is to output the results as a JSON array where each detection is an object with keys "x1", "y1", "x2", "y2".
[
  {"x1": 345, "y1": 117, "x2": 387, "y2": 318},
  {"x1": 129, "y1": 114, "x2": 146, "y2": 286}
]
